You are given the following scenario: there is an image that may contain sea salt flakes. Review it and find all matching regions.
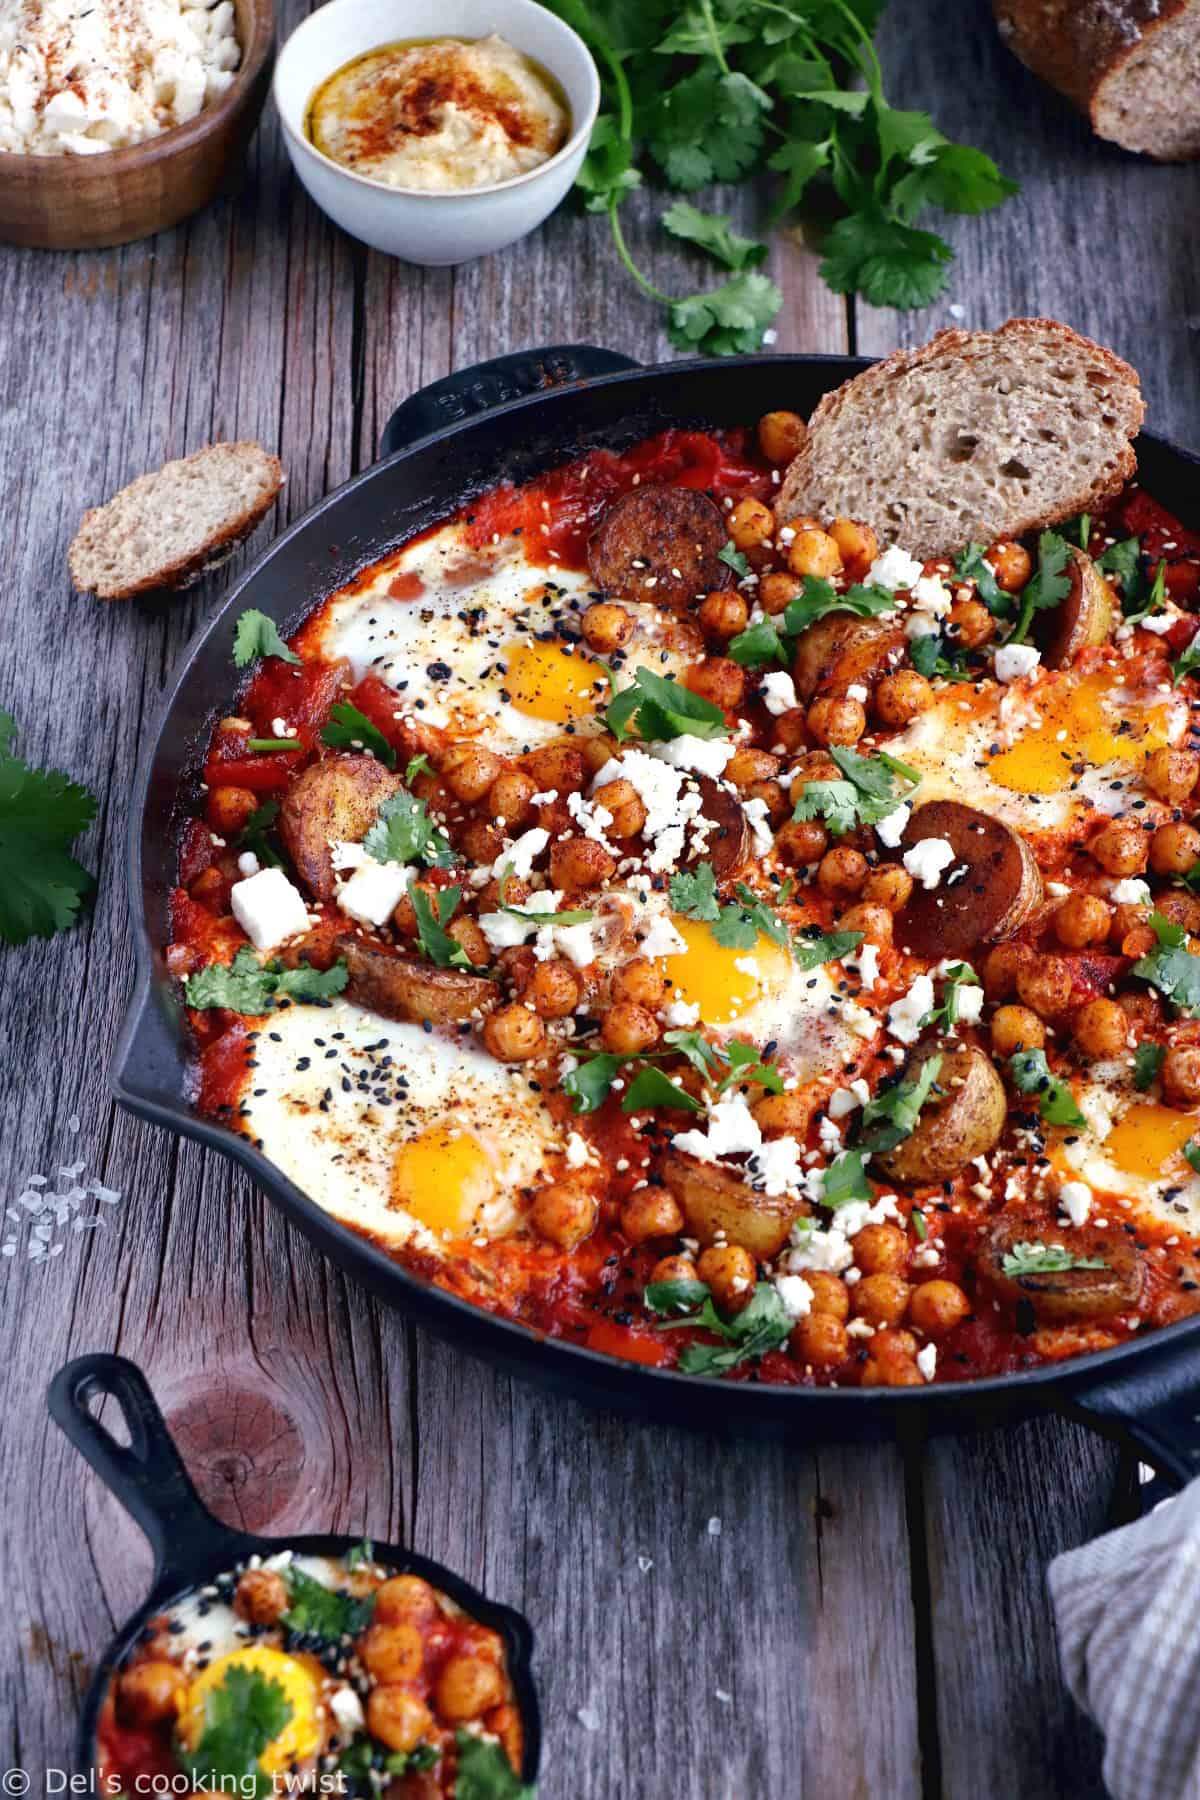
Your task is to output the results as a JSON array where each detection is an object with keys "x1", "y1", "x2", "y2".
[{"x1": 2, "y1": 1139, "x2": 123, "y2": 1265}]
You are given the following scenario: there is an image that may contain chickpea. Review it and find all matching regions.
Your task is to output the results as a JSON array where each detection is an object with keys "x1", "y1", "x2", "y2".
[
  {"x1": 861, "y1": 865, "x2": 914, "y2": 912},
  {"x1": 483, "y1": 1004, "x2": 546, "y2": 1063},
  {"x1": 990, "y1": 1004, "x2": 1045, "y2": 1057},
  {"x1": 488, "y1": 768, "x2": 536, "y2": 830},
  {"x1": 805, "y1": 1270, "x2": 850, "y2": 1321},
  {"x1": 909, "y1": 1280, "x2": 970, "y2": 1338},
  {"x1": 726, "y1": 748, "x2": 781, "y2": 788},
  {"x1": 651, "y1": 1254, "x2": 699, "y2": 1286},
  {"x1": 788, "y1": 528, "x2": 843, "y2": 580},
  {"x1": 1074, "y1": 997, "x2": 1130, "y2": 1059},
  {"x1": 874, "y1": 670, "x2": 934, "y2": 727},
  {"x1": 685, "y1": 657, "x2": 746, "y2": 711},
  {"x1": 986, "y1": 541, "x2": 1033, "y2": 592},
  {"x1": 791, "y1": 1313, "x2": 849, "y2": 1367},
  {"x1": 436, "y1": 1654, "x2": 506, "y2": 1723},
  {"x1": 838, "y1": 902, "x2": 893, "y2": 950},
  {"x1": 447, "y1": 917, "x2": 490, "y2": 967},
  {"x1": 362, "y1": 1622, "x2": 425, "y2": 1683},
  {"x1": 440, "y1": 743, "x2": 502, "y2": 803},
  {"x1": 1145, "y1": 747, "x2": 1200, "y2": 807},
  {"x1": 1016, "y1": 955, "x2": 1074, "y2": 1019},
  {"x1": 946, "y1": 598, "x2": 996, "y2": 649},
  {"x1": 862, "y1": 1328, "x2": 923, "y2": 1387},
  {"x1": 1158, "y1": 893, "x2": 1200, "y2": 936},
  {"x1": 621, "y1": 1189, "x2": 684, "y2": 1244},
  {"x1": 817, "y1": 846, "x2": 868, "y2": 899},
  {"x1": 612, "y1": 956, "x2": 669, "y2": 1008},
  {"x1": 696, "y1": 1243, "x2": 757, "y2": 1315},
  {"x1": 787, "y1": 753, "x2": 839, "y2": 802},
  {"x1": 531, "y1": 1181, "x2": 598, "y2": 1250},
  {"x1": 1163, "y1": 1045, "x2": 1200, "y2": 1106},
  {"x1": 983, "y1": 941, "x2": 1032, "y2": 1001},
  {"x1": 526, "y1": 959, "x2": 582, "y2": 1019},
  {"x1": 233, "y1": 1568, "x2": 288, "y2": 1626},
  {"x1": 366, "y1": 1687, "x2": 433, "y2": 1755},
  {"x1": 205, "y1": 784, "x2": 260, "y2": 837},
  {"x1": 698, "y1": 589, "x2": 749, "y2": 639},
  {"x1": 602, "y1": 1000, "x2": 660, "y2": 1056},
  {"x1": 1151, "y1": 822, "x2": 1200, "y2": 877},
  {"x1": 861, "y1": 1356, "x2": 924, "y2": 1389},
  {"x1": 807, "y1": 694, "x2": 866, "y2": 746},
  {"x1": 758, "y1": 409, "x2": 807, "y2": 465},
  {"x1": 774, "y1": 819, "x2": 829, "y2": 866},
  {"x1": 549, "y1": 835, "x2": 616, "y2": 892},
  {"x1": 1120, "y1": 990, "x2": 1161, "y2": 1029},
  {"x1": 772, "y1": 708, "x2": 810, "y2": 752},
  {"x1": 118, "y1": 1661, "x2": 182, "y2": 1727},
  {"x1": 461, "y1": 819, "x2": 504, "y2": 865},
  {"x1": 745, "y1": 778, "x2": 788, "y2": 823},
  {"x1": 827, "y1": 517, "x2": 878, "y2": 580},
  {"x1": 1110, "y1": 899, "x2": 1152, "y2": 946},
  {"x1": 375, "y1": 1575, "x2": 438, "y2": 1626},
  {"x1": 1054, "y1": 893, "x2": 1112, "y2": 949},
  {"x1": 598, "y1": 777, "x2": 648, "y2": 839},
  {"x1": 759, "y1": 571, "x2": 801, "y2": 616},
  {"x1": 189, "y1": 867, "x2": 227, "y2": 908},
  {"x1": 1091, "y1": 820, "x2": 1149, "y2": 877},
  {"x1": 728, "y1": 495, "x2": 776, "y2": 550},
  {"x1": 582, "y1": 600, "x2": 634, "y2": 653},
  {"x1": 752, "y1": 1090, "x2": 818, "y2": 1139},
  {"x1": 478, "y1": 875, "x2": 529, "y2": 914},
  {"x1": 852, "y1": 1273, "x2": 912, "y2": 1327},
  {"x1": 854, "y1": 1223, "x2": 909, "y2": 1276},
  {"x1": 524, "y1": 744, "x2": 585, "y2": 795}
]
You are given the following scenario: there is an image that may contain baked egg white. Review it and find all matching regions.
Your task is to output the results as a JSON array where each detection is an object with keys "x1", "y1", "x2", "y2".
[{"x1": 1055, "y1": 1070, "x2": 1200, "y2": 1233}]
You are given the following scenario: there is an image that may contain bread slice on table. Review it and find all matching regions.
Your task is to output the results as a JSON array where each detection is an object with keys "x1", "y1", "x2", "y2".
[
  {"x1": 774, "y1": 319, "x2": 1144, "y2": 560},
  {"x1": 69, "y1": 442, "x2": 285, "y2": 600},
  {"x1": 993, "y1": 0, "x2": 1200, "y2": 161}
]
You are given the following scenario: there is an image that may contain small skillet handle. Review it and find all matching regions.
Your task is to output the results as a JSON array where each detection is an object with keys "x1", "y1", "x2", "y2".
[
  {"x1": 1060, "y1": 1341, "x2": 1200, "y2": 1499},
  {"x1": 379, "y1": 344, "x2": 642, "y2": 459},
  {"x1": 48, "y1": 1353, "x2": 247, "y2": 1594}
]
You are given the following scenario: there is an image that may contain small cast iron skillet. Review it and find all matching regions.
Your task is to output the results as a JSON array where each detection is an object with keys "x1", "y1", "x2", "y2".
[
  {"x1": 110, "y1": 342, "x2": 1200, "y2": 1476},
  {"x1": 48, "y1": 1353, "x2": 541, "y2": 1787}
]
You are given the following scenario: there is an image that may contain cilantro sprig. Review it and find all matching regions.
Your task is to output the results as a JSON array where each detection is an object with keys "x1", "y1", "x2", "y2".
[
  {"x1": 177, "y1": 1664, "x2": 293, "y2": 1797},
  {"x1": 859, "y1": 1054, "x2": 943, "y2": 1154},
  {"x1": 282, "y1": 1566, "x2": 375, "y2": 1640},
  {"x1": 1132, "y1": 912, "x2": 1200, "y2": 1016},
  {"x1": 1172, "y1": 634, "x2": 1200, "y2": 688},
  {"x1": 232, "y1": 800, "x2": 284, "y2": 869},
  {"x1": 1007, "y1": 532, "x2": 1072, "y2": 645},
  {"x1": 185, "y1": 946, "x2": 348, "y2": 1013},
  {"x1": 1001, "y1": 1242, "x2": 1106, "y2": 1278},
  {"x1": 454, "y1": 1732, "x2": 535, "y2": 1799},
  {"x1": 1099, "y1": 538, "x2": 1167, "y2": 626},
  {"x1": 1008, "y1": 1048, "x2": 1086, "y2": 1127},
  {"x1": 320, "y1": 701, "x2": 397, "y2": 768},
  {"x1": 411, "y1": 886, "x2": 473, "y2": 969},
  {"x1": 232, "y1": 609, "x2": 301, "y2": 668},
  {"x1": 647, "y1": 1278, "x2": 792, "y2": 1375},
  {"x1": 669, "y1": 861, "x2": 862, "y2": 969},
  {"x1": 920, "y1": 962, "x2": 981, "y2": 1033},
  {"x1": 954, "y1": 543, "x2": 1009, "y2": 616},
  {"x1": 564, "y1": 1029, "x2": 782, "y2": 1114},
  {"x1": 728, "y1": 576, "x2": 896, "y2": 670},
  {"x1": 1133, "y1": 1041, "x2": 1165, "y2": 1091},
  {"x1": 605, "y1": 666, "x2": 728, "y2": 742},
  {"x1": 363, "y1": 789, "x2": 453, "y2": 869},
  {"x1": 792, "y1": 747, "x2": 921, "y2": 836},
  {"x1": 0, "y1": 711, "x2": 97, "y2": 945}
]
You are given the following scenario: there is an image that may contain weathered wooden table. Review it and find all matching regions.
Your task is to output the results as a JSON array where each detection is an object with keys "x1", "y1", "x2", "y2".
[{"x1": 5, "y1": 3, "x2": 1200, "y2": 1793}]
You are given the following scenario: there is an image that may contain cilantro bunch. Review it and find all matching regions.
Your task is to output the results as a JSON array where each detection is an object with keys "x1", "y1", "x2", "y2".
[
  {"x1": 542, "y1": 0, "x2": 1017, "y2": 351},
  {"x1": 0, "y1": 712, "x2": 98, "y2": 946}
]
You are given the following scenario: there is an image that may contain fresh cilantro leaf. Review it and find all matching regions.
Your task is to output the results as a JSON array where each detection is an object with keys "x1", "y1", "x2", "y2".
[
  {"x1": 1098, "y1": 536, "x2": 1143, "y2": 601},
  {"x1": 795, "y1": 746, "x2": 921, "y2": 836},
  {"x1": 718, "y1": 540, "x2": 752, "y2": 580},
  {"x1": 921, "y1": 961, "x2": 981, "y2": 1032},
  {"x1": 728, "y1": 618, "x2": 789, "y2": 669},
  {"x1": 718, "y1": 1039, "x2": 784, "y2": 1095},
  {"x1": 232, "y1": 800, "x2": 283, "y2": 869},
  {"x1": 577, "y1": 112, "x2": 643, "y2": 211},
  {"x1": 662, "y1": 201, "x2": 767, "y2": 271},
  {"x1": 1002, "y1": 1242, "x2": 1106, "y2": 1278},
  {"x1": 656, "y1": 1279, "x2": 793, "y2": 1375},
  {"x1": 622, "y1": 1065, "x2": 703, "y2": 1113},
  {"x1": 564, "y1": 1053, "x2": 626, "y2": 1114},
  {"x1": 955, "y1": 542, "x2": 1009, "y2": 616},
  {"x1": 909, "y1": 632, "x2": 972, "y2": 683},
  {"x1": 282, "y1": 1566, "x2": 375, "y2": 1640},
  {"x1": 0, "y1": 712, "x2": 98, "y2": 945},
  {"x1": 178, "y1": 1663, "x2": 293, "y2": 1796},
  {"x1": 888, "y1": 138, "x2": 1017, "y2": 218},
  {"x1": 859, "y1": 1054, "x2": 943, "y2": 1154},
  {"x1": 1133, "y1": 1041, "x2": 1166, "y2": 1091},
  {"x1": 911, "y1": 1206, "x2": 928, "y2": 1241},
  {"x1": 792, "y1": 778, "x2": 860, "y2": 837},
  {"x1": 604, "y1": 666, "x2": 728, "y2": 743},
  {"x1": 404, "y1": 753, "x2": 431, "y2": 782},
  {"x1": 185, "y1": 947, "x2": 348, "y2": 1013},
  {"x1": 792, "y1": 927, "x2": 864, "y2": 971},
  {"x1": 668, "y1": 862, "x2": 721, "y2": 922},
  {"x1": 662, "y1": 1028, "x2": 724, "y2": 1079},
  {"x1": 650, "y1": 68, "x2": 771, "y2": 189},
  {"x1": 1008, "y1": 1048, "x2": 1086, "y2": 1126},
  {"x1": 411, "y1": 885, "x2": 473, "y2": 969},
  {"x1": 1173, "y1": 634, "x2": 1200, "y2": 687},
  {"x1": 319, "y1": 701, "x2": 397, "y2": 768},
  {"x1": 712, "y1": 882, "x2": 790, "y2": 955},
  {"x1": 667, "y1": 271, "x2": 784, "y2": 357},
  {"x1": 1009, "y1": 532, "x2": 1072, "y2": 644},
  {"x1": 709, "y1": 905, "x2": 758, "y2": 950},
  {"x1": 781, "y1": 577, "x2": 898, "y2": 637},
  {"x1": 454, "y1": 1731, "x2": 535, "y2": 1800},
  {"x1": 644, "y1": 1278, "x2": 711, "y2": 1315},
  {"x1": 232, "y1": 609, "x2": 301, "y2": 668},
  {"x1": 345, "y1": 1537, "x2": 374, "y2": 1570},
  {"x1": 821, "y1": 1149, "x2": 872, "y2": 1207},
  {"x1": 766, "y1": 136, "x2": 832, "y2": 222},
  {"x1": 1125, "y1": 558, "x2": 1167, "y2": 628},
  {"x1": 362, "y1": 789, "x2": 454, "y2": 868},
  {"x1": 1132, "y1": 911, "x2": 1200, "y2": 1014},
  {"x1": 819, "y1": 208, "x2": 954, "y2": 309}
]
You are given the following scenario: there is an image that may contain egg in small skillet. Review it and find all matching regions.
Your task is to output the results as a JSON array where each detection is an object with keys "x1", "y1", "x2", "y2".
[{"x1": 176, "y1": 1645, "x2": 323, "y2": 1776}]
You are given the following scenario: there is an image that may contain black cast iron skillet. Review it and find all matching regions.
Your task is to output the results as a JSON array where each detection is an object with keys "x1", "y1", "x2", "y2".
[
  {"x1": 49, "y1": 1353, "x2": 541, "y2": 1785},
  {"x1": 110, "y1": 342, "x2": 1200, "y2": 1479}
]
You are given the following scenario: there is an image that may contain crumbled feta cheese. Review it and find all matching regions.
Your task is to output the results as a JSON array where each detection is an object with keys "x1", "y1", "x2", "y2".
[
  {"x1": 593, "y1": 750, "x2": 703, "y2": 867},
  {"x1": 845, "y1": 682, "x2": 869, "y2": 704},
  {"x1": 994, "y1": 643, "x2": 1042, "y2": 683},
  {"x1": 230, "y1": 867, "x2": 310, "y2": 951},
  {"x1": 912, "y1": 573, "x2": 952, "y2": 617},
  {"x1": 337, "y1": 860, "x2": 412, "y2": 928},
  {"x1": 479, "y1": 910, "x2": 536, "y2": 952},
  {"x1": 664, "y1": 998, "x2": 701, "y2": 1027},
  {"x1": 850, "y1": 943, "x2": 880, "y2": 990},
  {"x1": 828, "y1": 1078, "x2": 870, "y2": 1120},
  {"x1": 329, "y1": 1686, "x2": 364, "y2": 1734},
  {"x1": 1110, "y1": 877, "x2": 1151, "y2": 904},
  {"x1": 1058, "y1": 1180, "x2": 1093, "y2": 1227},
  {"x1": 554, "y1": 919, "x2": 597, "y2": 967},
  {"x1": 785, "y1": 1224, "x2": 853, "y2": 1274},
  {"x1": 494, "y1": 828, "x2": 549, "y2": 880},
  {"x1": 867, "y1": 545, "x2": 924, "y2": 592},
  {"x1": 567, "y1": 789, "x2": 615, "y2": 847},
  {"x1": 741, "y1": 795, "x2": 774, "y2": 857},
  {"x1": 639, "y1": 914, "x2": 689, "y2": 959},
  {"x1": 652, "y1": 735, "x2": 736, "y2": 780},
  {"x1": 773, "y1": 1274, "x2": 814, "y2": 1320},
  {"x1": 903, "y1": 836, "x2": 956, "y2": 890},
  {"x1": 916, "y1": 1343, "x2": 937, "y2": 1382},
  {"x1": 887, "y1": 974, "x2": 935, "y2": 1045},
  {"x1": 236, "y1": 851, "x2": 260, "y2": 877},
  {"x1": 904, "y1": 613, "x2": 940, "y2": 640},
  {"x1": 672, "y1": 1097, "x2": 763, "y2": 1163},
  {"x1": 760, "y1": 671, "x2": 798, "y2": 716},
  {"x1": 954, "y1": 983, "x2": 985, "y2": 1025},
  {"x1": 875, "y1": 804, "x2": 910, "y2": 849},
  {"x1": 565, "y1": 1132, "x2": 591, "y2": 1168},
  {"x1": 1140, "y1": 613, "x2": 1175, "y2": 635}
]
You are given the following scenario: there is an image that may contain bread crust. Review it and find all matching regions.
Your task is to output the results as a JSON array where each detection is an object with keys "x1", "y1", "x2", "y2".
[
  {"x1": 775, "y1": 318, "x2": 1143, "y2": 556},
  {"x1": 69, "y1": 443, "x2": 285, "y2": 600},
  {"x1": 993, "y1": 0, "x2": 1198, "y2": 158}
]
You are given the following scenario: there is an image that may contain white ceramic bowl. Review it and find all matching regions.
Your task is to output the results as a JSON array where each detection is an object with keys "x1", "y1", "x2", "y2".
[{"x1": 274, "y1": 0, "x2": 600, "y2": 266}]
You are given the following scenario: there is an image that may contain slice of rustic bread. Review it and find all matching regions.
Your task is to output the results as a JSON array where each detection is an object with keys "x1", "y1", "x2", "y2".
[
  {"x1": 774, "y1": 319, "x2": 1144, "y2": 559},
  {"x1": 69, "y1": 443, "x2": 285, "y2": 600},
  {"x1": 994, "y1": 0, "x2": 1200, "y2": 162}
]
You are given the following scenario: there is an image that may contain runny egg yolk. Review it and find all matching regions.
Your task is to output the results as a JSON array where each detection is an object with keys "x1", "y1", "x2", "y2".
[
  {"x1": 1104, "y1": 1103, "x2": 1200, "y2": 1182},
  {"x1": 176, "y1": 1646, "x2": 322, "y2": 1775},
  {"x1": 658, "y1": 916, "x2": 792, "y2": 1028},
  {"x1": 988, "y1": 672, "x2": 1172, "y2": 796},
  {"x1": 391, "y1": 1125, "x2": 497, "y2": 1236},
  {"x1": 503, "y1": 639, "x2": 608, "y2": 723}
]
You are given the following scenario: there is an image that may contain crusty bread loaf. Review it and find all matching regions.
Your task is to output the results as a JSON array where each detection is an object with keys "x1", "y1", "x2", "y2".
[
  {"x1": 993, "y1": 0, "x2": 1200, "y2": 161},
  {"x1": 774, "y1": 319, "x2": 1144, "y2": 560},
  {"x1": 69, "y1": 443, "x2": 285, "y2": 600}
]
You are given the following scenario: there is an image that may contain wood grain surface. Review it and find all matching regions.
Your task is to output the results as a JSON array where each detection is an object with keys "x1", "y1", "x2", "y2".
[{"x1": 2, "y1": 1, "x2": 1197, "y2": 1794}]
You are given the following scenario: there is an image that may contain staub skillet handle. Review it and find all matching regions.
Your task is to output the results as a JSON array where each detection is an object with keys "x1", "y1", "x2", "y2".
[
  {"x1": 48, "y1": 1353, "x2": 252, "y2": 1595},
  {"x1": 1060, "y1": 1342, "x2": 1200, "y2": 1505},
  {"x1": 379, "y1": 344, "x2": 642, "y2": 459}
]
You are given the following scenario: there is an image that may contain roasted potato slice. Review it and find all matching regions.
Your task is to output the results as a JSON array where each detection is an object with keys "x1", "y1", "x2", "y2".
[
  {"x1": 895, "y1": 800, "x2": 1042, "y2": 960},
  {"x1": 791, "y1": 613, "x2": 907, "y2": 701},
  {"x1": 977, "y1": 1218, "x2": 1145, "y2": 1323},
  {"x1": 662, "y1": 1152, "x2": 802, "y2": 1258},
  {"x1": 279, "y1": 754, "x2": 405, "y2": 901},
  {"x1": 337, "y1": 934, "x2": 499, "y2": 1024},
  {"x1": 1035, "y1": 546, "x2": 1116, "y2": 669},
  {"x1": 874, "y1": 1043, "x2": 1007, "y2": 1185},
  {"x1": 679, "y1": 775, "x2": 749, "y2": 879},
  {"x1": 588, "y1": 485, "x2": 730, "y2": 609}
]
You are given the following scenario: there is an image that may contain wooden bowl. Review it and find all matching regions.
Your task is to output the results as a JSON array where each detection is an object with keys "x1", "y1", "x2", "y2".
[{"x1": 0, "y1": 0, "x2": 274, "y2": 251}]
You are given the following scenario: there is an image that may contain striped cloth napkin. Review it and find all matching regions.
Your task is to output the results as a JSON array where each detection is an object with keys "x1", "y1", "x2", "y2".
[{"x1": 1049, "y1": 1476, "x2": 1200, "y2": 1800}]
